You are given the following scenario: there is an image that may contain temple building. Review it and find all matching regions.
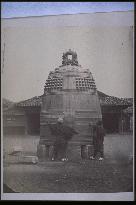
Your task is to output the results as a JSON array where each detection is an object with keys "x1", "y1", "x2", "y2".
[{"x1": 3, "y1": 51, "x2": 133, "y2": 138}]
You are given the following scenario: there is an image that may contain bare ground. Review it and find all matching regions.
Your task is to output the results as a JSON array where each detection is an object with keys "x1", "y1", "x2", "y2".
[{"x1": 3, "y1": 134, "x2": 133, "y2": 193}]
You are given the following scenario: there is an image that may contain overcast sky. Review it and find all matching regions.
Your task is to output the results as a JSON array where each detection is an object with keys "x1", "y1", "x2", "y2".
[{"x1": 1, "y1": 3, "x2": 134, "y2": 102}]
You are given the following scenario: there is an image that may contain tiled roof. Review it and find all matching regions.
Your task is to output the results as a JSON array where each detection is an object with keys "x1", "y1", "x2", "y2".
[
  {"x1": 120, "y1": 98, "x2": 133, "y2": 104},
  {"x1": 99, "y1": 96, "x2": 132, "y2": 106},
  {"x1": 15, "y1": 92, "x2": 133, "y2": 107},
  {"x1": 123, "y1": 106, "x2": 133, "y2": 114},
  {"x1": 16, "y1": 96, "x2": 42, "y2": 107}
]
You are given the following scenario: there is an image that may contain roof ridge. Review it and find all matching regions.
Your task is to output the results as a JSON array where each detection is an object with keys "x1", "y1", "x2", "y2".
[
  {"x1": 16, "y1": 95, "x2": 42, "y2": 103},
  {"x1": 15, "y1": 92, "x2": 133, "y2": 107}
]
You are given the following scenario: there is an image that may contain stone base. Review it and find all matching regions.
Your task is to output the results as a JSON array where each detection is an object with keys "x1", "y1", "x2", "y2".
[{"x1": 37, "y1": 142, "x2": 94, "y2": 161}]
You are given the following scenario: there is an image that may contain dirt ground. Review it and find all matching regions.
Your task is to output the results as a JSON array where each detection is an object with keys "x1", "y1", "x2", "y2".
[{"x1": 3, "y1": 134, "x2": 133, "y2": 193}]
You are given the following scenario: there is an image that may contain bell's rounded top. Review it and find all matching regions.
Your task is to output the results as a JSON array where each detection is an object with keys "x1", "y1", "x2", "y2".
[{"x1": 44, "y1": 50, "x2": 97, "y2": 94}]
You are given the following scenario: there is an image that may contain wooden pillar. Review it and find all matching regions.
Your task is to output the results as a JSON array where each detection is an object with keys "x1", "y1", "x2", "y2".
[
  {"x1": 130, "y1": 115, "x2": 133, "y2": 132},
  {"x1": 81, "y1": 145, "x2": 87, "y2": 159},
  {"x1": 24, "y1": 112, "x2": 28, "y2": 135},
  {"x1": 119, "y1": 110, "x2": 124, "y2": 134}
]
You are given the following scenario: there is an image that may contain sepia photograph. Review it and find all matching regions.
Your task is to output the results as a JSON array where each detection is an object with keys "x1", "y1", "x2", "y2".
[{"x1": 1, "y1": 2, "x2": 134, "y2": 201}]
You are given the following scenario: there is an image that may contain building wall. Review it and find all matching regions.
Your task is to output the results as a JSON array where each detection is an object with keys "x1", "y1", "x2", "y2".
[
  {"x1": 3, "y1": 105, "x2": 132, "y2": 135},
  {"x1": 3, "y1": 108, "x2": 26, "y2": 135}
]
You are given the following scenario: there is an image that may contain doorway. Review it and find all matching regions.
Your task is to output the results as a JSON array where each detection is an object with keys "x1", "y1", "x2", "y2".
[
  {"x1": 27, "y1": 113, "x2": 40, "y2": 135},
  {"x1": 102, "y1": 113, "x2": 119, "y2": 133}
]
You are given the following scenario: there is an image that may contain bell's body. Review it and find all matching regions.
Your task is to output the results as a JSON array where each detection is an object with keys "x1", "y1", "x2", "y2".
[{"x1": 38, "y1": 50, "x2": 102, "y2": 160}]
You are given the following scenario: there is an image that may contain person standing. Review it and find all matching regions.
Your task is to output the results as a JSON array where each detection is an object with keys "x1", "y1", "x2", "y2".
[
  {"x1": 90, "y1": 120, "x2": 105, "y2": 161},
  {"x1": 48, "y1": 117, "x2": 78, "y2": 161}
]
